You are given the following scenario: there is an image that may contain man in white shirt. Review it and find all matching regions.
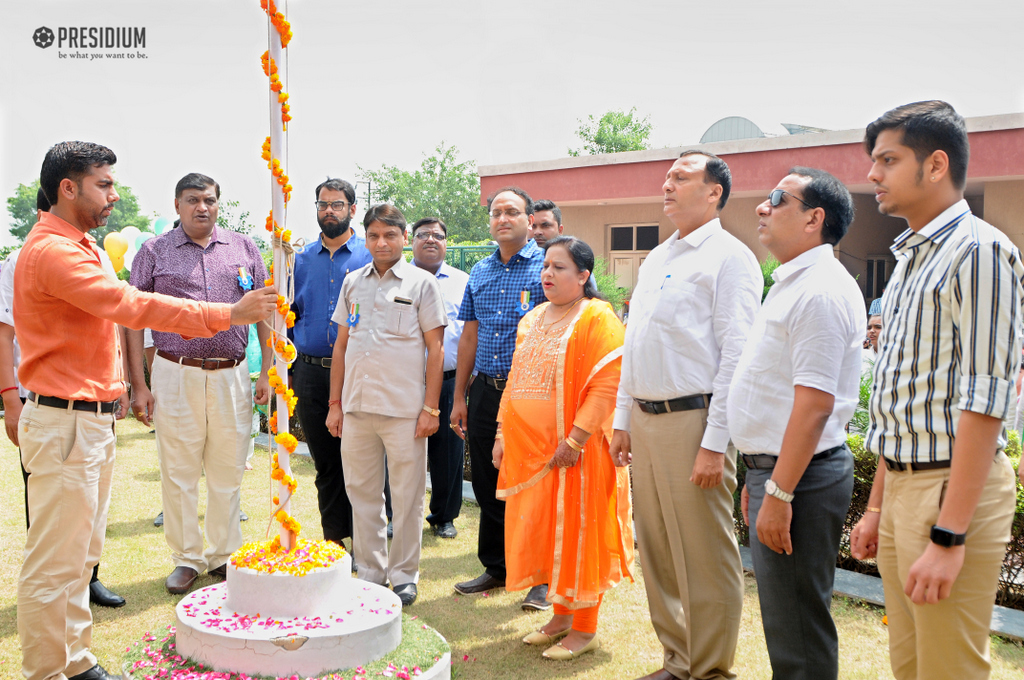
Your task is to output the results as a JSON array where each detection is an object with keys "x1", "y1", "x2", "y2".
[
  {"x1": 729, "y1": 168, "x2": 862, "y2": 680},
  {"x1": 410, "y1": 217, "x2": 469, "y2": 539},
  {"x1": 851, "y1": 101, "x2": 1022, "y2": 680},
  {"x1": 610, "y1": 151, "x2": 761, "y2": 680}
]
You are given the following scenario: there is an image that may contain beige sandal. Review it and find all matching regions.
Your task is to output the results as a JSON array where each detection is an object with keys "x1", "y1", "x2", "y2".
[
  {"x1": 522, "y1": 628, "x2": 570, "y2": 646},
  {"x1": 542, "y1": 636, "x2": 600, "y2": 660}
]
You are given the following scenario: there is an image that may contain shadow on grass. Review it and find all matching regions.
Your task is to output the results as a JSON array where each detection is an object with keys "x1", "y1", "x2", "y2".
[
  {"x1": 105, "y1": 515, "x2": 165, "y2": 537},
  {"x1": 131, "y1": 467, "x2": 162, "y2": 484}
]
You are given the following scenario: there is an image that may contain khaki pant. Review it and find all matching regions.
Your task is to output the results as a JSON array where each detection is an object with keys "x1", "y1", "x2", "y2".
[
  {"x1": 17, "y1": 400, "x2": 116, "y2": 680},
  {"x1": 341, "y1": 411, "x2": 427, "y2": 587},
  {"x1": 878, "y1": 453, "x2": 1015, "y2": 680},
  {"x1": 151, "y1": 356, "x2": 251, "y2": 572},
  {"x1": 631, "y1": 405, "x2": 743, "y2": 680}
]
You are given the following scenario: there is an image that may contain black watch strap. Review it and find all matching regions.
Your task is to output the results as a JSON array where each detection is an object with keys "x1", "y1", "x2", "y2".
[{"x1": 930, "y1": 525, "x2": 967, "y2": 548}]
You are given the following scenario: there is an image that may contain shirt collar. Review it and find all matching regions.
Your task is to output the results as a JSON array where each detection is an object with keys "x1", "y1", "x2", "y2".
[
  {"x1": 890, "y1": 199, "x2": 971, "y2": 255},
  {"x1": 671, "y1": 217, "x2": 722, "y2": 250},
  {"x1": 412, "y1": 259, "x2": 452, "y2": 278},
  {"x1": 316, "y1": 232, "x2": 363, "y2": 254},
  {"x1": 491, "y1": 238, "x2": 541, "y2": 264},
  {"x1": 361, "y1": 256, "x2": 410, "y2": 279},
  {"x1": 772, "y1": 243, "x2": 833, "y2": 284},
  {"x1": 36, "y1": 211, "x2": 94, "y2": 247},
  {"x1": 168, "y1": 224, "x2": 228, "y2": 248}
]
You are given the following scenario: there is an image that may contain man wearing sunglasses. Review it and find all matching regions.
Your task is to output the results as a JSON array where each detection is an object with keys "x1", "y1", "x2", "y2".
[
  {"x1": 729, "y1": 169, "x2": 861, "y2": 680},
  {"x1": 410, "y1": 217, "x2": 468, "y2": 539},
  {"x1": 291, "y1": 178, "x2": 371, "y2": 549}
]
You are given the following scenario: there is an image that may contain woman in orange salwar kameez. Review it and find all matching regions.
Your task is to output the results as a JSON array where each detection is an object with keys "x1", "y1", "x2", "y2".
[{"x1": 493, "y1": 236, "x2": 634, "y2": 661}]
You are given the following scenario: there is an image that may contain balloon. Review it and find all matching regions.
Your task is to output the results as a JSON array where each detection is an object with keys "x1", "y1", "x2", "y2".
[
  {"x1": 120, "y1": 226, "x2": 142, "y2": 245},
  {"x1": 109, "y1": 253, "x2": 124, "y2": 272},
  {"x1": 153, "y1": 217, "x2": 174, "y2": 235},
  {"x1": 103, "y1": 232, "x2": 128, "y2": 258},
  {"x1": 136, "y1": 232, "x2": 154, "y2": 250}
]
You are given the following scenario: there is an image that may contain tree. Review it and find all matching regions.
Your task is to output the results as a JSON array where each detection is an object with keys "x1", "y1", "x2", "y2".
[
  {"x1": 6, "y1": 178, "x2": 151, "y2": 243},
  {"x1": 358, "y1": 143, "x2": 490, "y2": 243},
  {"x1": 217, "y1": 198, "x2": 266, "y2": 251},
  {"x1": 568, "y1": 108, "x2": 653, "y2": 156}
]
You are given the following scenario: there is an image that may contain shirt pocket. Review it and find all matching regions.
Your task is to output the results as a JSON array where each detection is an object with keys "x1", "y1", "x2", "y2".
[
  {"x1": 748, "y1": 321, "x2": 788, "y2": 374},
  {"x1": 652, "y1": 279, "x2": 713, "y2": 331},
  {"x1": 385, "y1": 300, "x2": 418, "y2": 336}
]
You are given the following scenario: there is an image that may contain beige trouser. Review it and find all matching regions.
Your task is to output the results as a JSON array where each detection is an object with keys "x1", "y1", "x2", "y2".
[
  {"x1": 151, "y1": 356, "x2": 251, "y2": 573},
  {"x1": 878, "y1": 453, "x2": 1015, "y2": 680},
  {"x1": 631, "y1": 404, "x2": 743, "y2": 680},
  {"x1": 341, "y1": 411, "x2": 427, "y2": 587},
  {"x1": 17, "y1": 400, "x2": 116, "y2": 680}
]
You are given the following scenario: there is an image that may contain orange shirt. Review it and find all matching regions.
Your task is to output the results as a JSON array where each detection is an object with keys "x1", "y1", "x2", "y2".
[{"x1": 13, "y1": 212, "x2": 232, "y2": 401}]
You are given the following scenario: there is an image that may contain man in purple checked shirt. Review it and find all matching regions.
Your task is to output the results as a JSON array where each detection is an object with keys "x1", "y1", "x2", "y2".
[{"x1": 126, "y1": 172, "x2": 271, "y2": 595}]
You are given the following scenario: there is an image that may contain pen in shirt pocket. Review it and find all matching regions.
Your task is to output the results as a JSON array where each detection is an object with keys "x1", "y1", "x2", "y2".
[{"x1": 661, "y1": 274, "x2": 671, "y2": 290}]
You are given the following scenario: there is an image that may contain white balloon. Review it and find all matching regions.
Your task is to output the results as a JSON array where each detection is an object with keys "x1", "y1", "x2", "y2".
[
  {"x1": 120, "y1": 226, "x2": 142, "y2": 245},
  {"x1": 123, "y1": 244, "x2": 138, "y2": 272}
]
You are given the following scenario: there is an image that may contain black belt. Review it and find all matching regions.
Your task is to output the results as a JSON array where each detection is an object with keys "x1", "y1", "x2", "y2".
[
  {"x1": 478, "y1": 373, "x2": 507, "y2": 391},
  {"x1": 635, "y1": 394, "x2": 711, "y2": 415},
  {"x1": 741, "y1": 444, "x2": 846, "y2": 470},
  {"x1": 157, "y1": 350, "x2": 244, "y2": 371},
  {"x1": 299, "y1": 352, "x2": 332, "y2": 369},
  {"x1": 443, "y1": 369, "x2": 457, "y2": 381},
  {"x1": 883, "y1": 457, "x2": 951, "y2": 472},
  {"x1": 28, "y1": 392, "x2": 117, "y2": 414}
]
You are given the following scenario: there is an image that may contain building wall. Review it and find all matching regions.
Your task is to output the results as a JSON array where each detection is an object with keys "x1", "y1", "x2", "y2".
[{"x1": 984, "y1": 180, "x2": 1024, "y2": 250}]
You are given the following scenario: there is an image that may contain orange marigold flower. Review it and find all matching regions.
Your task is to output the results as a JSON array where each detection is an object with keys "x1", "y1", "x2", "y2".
[{"x1": 271, "y1": 468, "x2": 284, "y2": 480}]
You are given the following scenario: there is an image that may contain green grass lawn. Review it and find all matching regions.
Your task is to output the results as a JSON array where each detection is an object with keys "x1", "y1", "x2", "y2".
[{"x1": 1, "y1": 416, "x2": 1024, "y2": 679}]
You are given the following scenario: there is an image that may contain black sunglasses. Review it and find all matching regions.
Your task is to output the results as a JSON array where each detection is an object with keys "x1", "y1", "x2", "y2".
[{"x1": 768, "y1": 189, "x2": 814, "y2": 210}]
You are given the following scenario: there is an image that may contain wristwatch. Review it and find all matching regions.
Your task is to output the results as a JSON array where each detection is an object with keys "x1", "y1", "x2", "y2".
[
  {"x1": 422, "y1": 404, "x2": 441, "y2": 417},
  {"x1": 764, "y1": 479, "x2": 794, "y2": 503},
  {"x1": 930, "y1": 525, "x2": 967, "y2": 548}
]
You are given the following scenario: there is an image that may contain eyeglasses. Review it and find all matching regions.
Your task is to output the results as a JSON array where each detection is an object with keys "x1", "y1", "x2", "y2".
[
  {"x1": 490, "y1": 208, "x2": 523, "y2": 220},
  {"x1": 414, "y1": 231, "x2": 446, "y2": 242},
  {"x1": 315, "y1": 200, "x2": 349, "y2": 211},
  {"x1": 768, "y1": 189, "x2": 814, "y2": 210}
]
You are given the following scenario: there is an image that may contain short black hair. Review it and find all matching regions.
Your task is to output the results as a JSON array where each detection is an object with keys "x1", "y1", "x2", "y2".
[
  {"x1": 411, "y1": 217, "x2": 446, "y2": 236},
  {"x1": 315, "y1": 177, "x2": 356, "y2": 205},
  {"x1": 36, "y1": 187, "x2": 51, "y2": 213},
  {"x1": 543, "y1": 235, "x2": 604, "y2": 301},
  {"x1": 864, "y1": 100, "x2": 969, "y2": 190},
  {"x1": 363, "y1": 203, "x2": 406, "y2": 231},
  {"x1": 39, "y1": 141, "x2": 117, "y2": 206},
  {"x1": 486, "y1": 186, "x2": 534, "y2": 215},
  {"x1": 531, "y1": 199, "x2": 562, "y2": 225},
  {"x1": 174, "y1": 173, "x2": 220, "y2": 200},
  {"x1": 789, "y1": 166, "x2": 855, "y2": 245},
  {"x1": 678, "y1": 150, "x2": 731, "y2": 210}
]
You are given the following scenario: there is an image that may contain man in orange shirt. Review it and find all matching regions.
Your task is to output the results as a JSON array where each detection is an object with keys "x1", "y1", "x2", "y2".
[{"x1": 14, "y1": 141, "x2": 276, "y2": 680}]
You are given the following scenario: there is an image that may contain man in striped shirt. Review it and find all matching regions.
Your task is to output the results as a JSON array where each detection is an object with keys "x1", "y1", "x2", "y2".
[{"x1": 850, "y1": 101, "x2": 1023, "y2": 680}]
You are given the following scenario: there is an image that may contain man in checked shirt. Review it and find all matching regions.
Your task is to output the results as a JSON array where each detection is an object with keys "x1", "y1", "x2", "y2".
[{"x1": 851, "y1": 101, "x2": 1024, "y2": 680}]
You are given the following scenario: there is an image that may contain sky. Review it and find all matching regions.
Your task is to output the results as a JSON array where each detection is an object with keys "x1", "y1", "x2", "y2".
[{"x1": 3, "y1": 0, "x2": 1023, "y2": 247}]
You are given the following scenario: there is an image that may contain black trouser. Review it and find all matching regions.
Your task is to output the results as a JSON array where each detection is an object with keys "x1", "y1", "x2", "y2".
[
  {"x1": 467, "y1": 377, "x2": 504, "y2": 580},
  {"x1": 293, "y1": 359, "x2": 353, "y2": 543},
  {"x1": 426, "y1": 376, "x2": 464, "y2": 526}
]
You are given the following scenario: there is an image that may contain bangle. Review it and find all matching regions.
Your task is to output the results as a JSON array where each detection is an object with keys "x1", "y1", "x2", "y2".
[
  {"x1": 866, "y1": 507, "x2": 881, "y2": 513},
  {"x1": 328, "y1": 399, "x2": 341, "y2": 407},
  {"x1": 0, "y1": 386, "x2": 17, "y2": 396},
  {"x1": 564, "y1": 436, "x2": 584, "y2": 453}
]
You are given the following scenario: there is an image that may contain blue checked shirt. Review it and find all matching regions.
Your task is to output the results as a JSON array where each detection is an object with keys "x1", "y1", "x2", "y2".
[
  {"x1": 458, "y1": 240, "x2": 546, "y2": 378},
  {"x1": 291, "y1": 234, "x2": 372, "y2": 358},
  {"x1": 866, "y1": 200, "x2": 1024, "y2": 463}
]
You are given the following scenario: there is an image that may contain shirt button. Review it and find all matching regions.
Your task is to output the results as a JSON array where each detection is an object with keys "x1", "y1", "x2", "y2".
[
  {"x1": 497, "y1": 311, "x2": 501, "y2": 314},
  {"x1": 500, "y1": 289, "x2": 504, "y2": 293},
  {"x1": 364, "y1": 374, "x2": 369, "y2": 379},
  {"x1": 505, "y1": 268, "x2": 509, "y2": 272},
  {"x1": 495, "y1": 333, "x2": 499, "y2": 337},
  {"x1": 365, "y1": 352, "x2": 370, "y2": 356}
]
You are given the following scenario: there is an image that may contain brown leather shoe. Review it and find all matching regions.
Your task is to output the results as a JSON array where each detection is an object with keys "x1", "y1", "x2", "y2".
[
  {"x1": 209, "y1": 564, "x2": 227, "y2": 580},
  {"x1": 635, "y1": 670, "x2": 682, "y2": 680},
  {"x1": 165, "y1": 566, "x2": 198, "y2": 594}
]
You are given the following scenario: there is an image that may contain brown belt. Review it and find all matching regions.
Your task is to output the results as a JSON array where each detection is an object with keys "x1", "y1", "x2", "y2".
[{"x1": 157, "y1": 350, "x2": 244, "y2": 371}]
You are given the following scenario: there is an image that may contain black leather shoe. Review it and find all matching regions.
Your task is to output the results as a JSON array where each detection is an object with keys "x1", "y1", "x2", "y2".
[
  {"x1": 165, "y1": 566, "x2": 199, "y2": 594},
  {"x1": 153, "y1": 511, "x2": 164, "y2": 527},
  {"x1": 521, "y1": 583, "x2": 551, "y2": 611},
  {"x1": 454, "y1": 572, "x2": 504, "y2": 595},
  {"x1": 209, "y1": 564, "x2": 227, "y2": 580},
  {"x1": 68, "y1": 663, "x2": 126, "y2": 680},
  {"x1": 433, "y1": 521, "x2": 458, "y2": 539},
  {"x1": 393, "y1": 582, "x2": 417, "y2": 606},
  {"x1": 90, "y1": 579, "x2": 126, "y2": 608}
]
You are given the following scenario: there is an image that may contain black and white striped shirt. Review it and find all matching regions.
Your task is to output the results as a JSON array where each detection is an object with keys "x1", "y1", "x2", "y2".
[{"x1": 866, "y1": 200, "x2": 1024, "y2": 463}]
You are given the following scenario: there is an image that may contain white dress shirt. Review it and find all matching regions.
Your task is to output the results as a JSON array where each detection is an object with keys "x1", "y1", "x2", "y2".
[
  {"x1": 427, "y1": 261, "x2": 469, "y2": 373},
  {"x1": 614, "y1": 218, "x2": 762, "y2": 453},
  {"x1": 865, "y1": 200, "x2": 1024, "y2": 463},
  {"x1": 727, "y1": 244, "x2": 865, "y2": 455}
]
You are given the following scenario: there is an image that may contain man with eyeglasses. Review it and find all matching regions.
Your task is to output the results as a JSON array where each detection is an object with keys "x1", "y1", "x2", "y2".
[
  {"x1": 450, "y1": 186, "x2": 549, "y2": 610},
  {"x1": 729, "y1": 169, "x2": 861, "y2": 680},
  {"x1": 610, "y1": 151, "x2": 761, "y2": 680},
  {"x1": 410, "y1": 217, "x2": 468, "y2": 539},
  {"x1": 291, "y1": 177, "x2": 372, "y2": 550}
]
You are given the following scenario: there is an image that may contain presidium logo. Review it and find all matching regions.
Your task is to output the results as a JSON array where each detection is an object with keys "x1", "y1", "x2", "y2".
[{"x1": 32, "y1": 24, "x2": 147, "y2": 60}]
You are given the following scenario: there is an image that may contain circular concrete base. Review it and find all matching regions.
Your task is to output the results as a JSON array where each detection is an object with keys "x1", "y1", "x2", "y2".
[{"x1": 174, "y1": 580, "x2": 402, "y2": 677}]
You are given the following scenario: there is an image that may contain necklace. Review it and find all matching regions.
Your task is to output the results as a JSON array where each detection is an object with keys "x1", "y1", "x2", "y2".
[{"x1": 539, "y1": 297, "x2": 584, "y2": 334}]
